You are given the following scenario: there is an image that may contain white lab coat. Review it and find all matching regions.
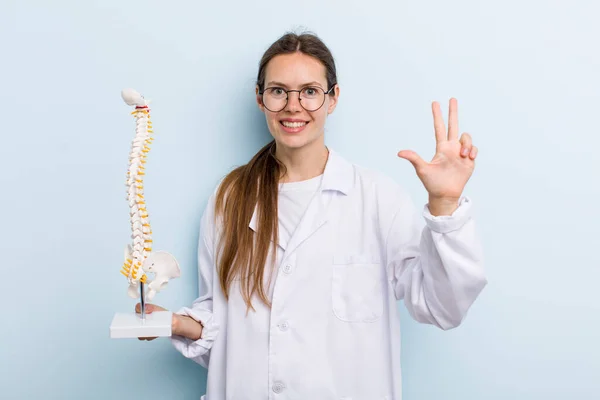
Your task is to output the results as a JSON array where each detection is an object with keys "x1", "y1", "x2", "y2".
[{"x1": 171, "y1": 148, "x2": 487, "y2": 400}]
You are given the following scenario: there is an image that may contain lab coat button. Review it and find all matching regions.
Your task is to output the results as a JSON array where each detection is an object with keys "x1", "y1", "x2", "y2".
[
  {"x1": 279, "y1": 321, "x2": 289, "y2": 331},
  {"x1": 283, "y1": 264, "x2": 293, "y2": 274},
  {"x1": 272, "y1": 382, "x2": 286, "y2": 393}
]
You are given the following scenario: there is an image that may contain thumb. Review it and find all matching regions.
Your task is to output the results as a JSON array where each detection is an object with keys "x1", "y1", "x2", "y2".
[{"x1": 397, "y1": 150, "x2": 426, "y2": 170}]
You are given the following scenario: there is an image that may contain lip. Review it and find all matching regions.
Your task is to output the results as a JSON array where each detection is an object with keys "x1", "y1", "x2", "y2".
[
  {"x1": 280, "y1": 118, "x2": 308, "y2": 122},
  {"x1": 280, "y1": 119, "x2": 309, "y2": 134}
]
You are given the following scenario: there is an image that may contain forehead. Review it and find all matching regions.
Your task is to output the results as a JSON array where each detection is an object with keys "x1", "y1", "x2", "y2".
[{"x1": 265, "y1": 52, "x2": 327, "y2": 87}]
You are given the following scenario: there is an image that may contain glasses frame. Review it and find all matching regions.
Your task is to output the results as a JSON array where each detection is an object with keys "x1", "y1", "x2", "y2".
[{"x1": 259, "y1": 84, "x2": 337, "y2": 113}]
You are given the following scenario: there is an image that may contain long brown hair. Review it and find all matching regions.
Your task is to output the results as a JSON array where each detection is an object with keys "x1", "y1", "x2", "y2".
[{"x1": 213, "y1": 32, "x2": 338, "y2": 311}]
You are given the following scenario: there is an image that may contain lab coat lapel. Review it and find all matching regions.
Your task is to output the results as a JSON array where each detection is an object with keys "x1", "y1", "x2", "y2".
[
  {"x1": 249, "y1": 204, "x2": 288, "y2": 251},
  {"x1": 283, "y1": 191, "x2": 328, "y2": 258}
]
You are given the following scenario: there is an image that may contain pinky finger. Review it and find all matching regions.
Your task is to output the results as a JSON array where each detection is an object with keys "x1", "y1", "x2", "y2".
[{"x1": 469, "y1": 146, "x2": 478, "y2": 160}]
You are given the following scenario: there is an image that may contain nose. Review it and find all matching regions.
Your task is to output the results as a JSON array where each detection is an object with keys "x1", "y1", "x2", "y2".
[{"x1": 284, "y1": 91, "x2": 302, "y2": 113}]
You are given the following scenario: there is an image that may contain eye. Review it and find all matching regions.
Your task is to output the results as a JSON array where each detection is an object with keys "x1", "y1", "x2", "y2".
[
  {"x1": 268, "y1": 87, "x2": 286, "y2": 98},
  {"x1": 302, "y1": 87, "x2": 320, "y2": 98}
]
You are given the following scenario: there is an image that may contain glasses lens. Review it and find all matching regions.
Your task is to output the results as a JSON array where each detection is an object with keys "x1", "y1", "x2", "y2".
[
  {"x1": 263, "y1": 88, "x2": 287, "y2": 112},
  {"x1": 300, "y1": 87, "x2": 325, "y2": 111}
]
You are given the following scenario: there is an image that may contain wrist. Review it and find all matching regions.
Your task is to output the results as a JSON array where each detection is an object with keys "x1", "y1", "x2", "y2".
[
  {"x1": 428, "y1": 196, "x2": 459, "y2": 216},
  {"x1": 174, "y1": 314, "x2": 203, "y2": 341}
]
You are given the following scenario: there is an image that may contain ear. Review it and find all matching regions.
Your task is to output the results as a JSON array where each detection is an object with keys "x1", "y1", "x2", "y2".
[
  {"x1": 327, "y1": 85, "x2": 340, "y2": 115},
  {"x1": 256, "y1": 85, "x2": 265, "y2": 112}
]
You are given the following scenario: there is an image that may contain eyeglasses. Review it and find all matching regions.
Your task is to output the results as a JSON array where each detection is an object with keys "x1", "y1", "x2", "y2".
[{"x1": 259, "y1": 84, "x2": 336, "y2": 113}]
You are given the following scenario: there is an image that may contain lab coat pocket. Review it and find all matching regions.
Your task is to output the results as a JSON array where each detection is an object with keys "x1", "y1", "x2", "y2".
[{"x1": 332, "y1": 254, "x2": 383, "y2": 322}]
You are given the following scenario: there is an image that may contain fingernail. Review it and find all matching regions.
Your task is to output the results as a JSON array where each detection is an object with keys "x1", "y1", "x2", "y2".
[{"x1": 461, "y1": 148, "x2": 468, "y2": 156}]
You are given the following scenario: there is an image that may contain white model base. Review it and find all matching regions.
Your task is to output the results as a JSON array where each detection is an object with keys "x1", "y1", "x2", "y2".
[{"x1": 110, "y1": 311, "x2": 172, "y2": 339}]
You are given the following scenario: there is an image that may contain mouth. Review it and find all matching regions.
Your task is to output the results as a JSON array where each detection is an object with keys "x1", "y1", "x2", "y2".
[{"x1": 280, "y1": 119, "x2": 309, "y2": 133}]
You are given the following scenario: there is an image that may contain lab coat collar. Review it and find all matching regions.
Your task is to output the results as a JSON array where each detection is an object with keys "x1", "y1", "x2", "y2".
[{"x1": 320, "y1": 147, "x2": 354, "y2": 195}]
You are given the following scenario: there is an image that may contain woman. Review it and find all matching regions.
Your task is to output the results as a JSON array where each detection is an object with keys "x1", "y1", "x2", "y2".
[{"x1": 138, "y1": 31, "x2": 487, "y2": 400}]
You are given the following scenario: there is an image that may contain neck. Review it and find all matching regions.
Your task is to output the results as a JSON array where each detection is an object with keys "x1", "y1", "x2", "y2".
[{"x1": 275, "y1": 141, "x2": 329, "y2": 183}]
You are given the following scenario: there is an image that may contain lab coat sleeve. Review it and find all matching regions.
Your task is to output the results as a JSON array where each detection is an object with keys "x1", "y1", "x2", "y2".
[
  {"x1": 170, "y1": 193, "x2": 220, "y2": 368},
  {"x1": 386, "y1": 192, "x2": 487, "y2": 330}
]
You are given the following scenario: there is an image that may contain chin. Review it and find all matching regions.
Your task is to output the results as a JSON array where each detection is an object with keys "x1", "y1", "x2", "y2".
[{"x1": 276, "y1": 132, "x2": 317, "y2": 150}]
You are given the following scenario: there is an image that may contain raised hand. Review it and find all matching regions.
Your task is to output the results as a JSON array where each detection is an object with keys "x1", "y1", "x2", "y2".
[{"x1": 397, "y1": 98, "x2": 477, "y2": 215}]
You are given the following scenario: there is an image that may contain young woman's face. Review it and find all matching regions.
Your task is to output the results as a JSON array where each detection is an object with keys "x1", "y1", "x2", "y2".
[{"x1": 256, "y1": 52, "x2": 339, "y2": 151}]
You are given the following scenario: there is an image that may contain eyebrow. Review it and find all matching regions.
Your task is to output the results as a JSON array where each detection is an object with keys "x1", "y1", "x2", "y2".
[{"x1": 266, "y1": 81, "x2": 325, "y2": 88}]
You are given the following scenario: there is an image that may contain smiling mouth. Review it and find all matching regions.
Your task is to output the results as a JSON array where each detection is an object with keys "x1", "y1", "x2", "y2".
[{"x1": 280, "y1": 121, "x2": 308, "y2": 128}]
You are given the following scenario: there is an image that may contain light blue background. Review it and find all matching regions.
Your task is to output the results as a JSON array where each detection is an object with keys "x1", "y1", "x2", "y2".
[{"x1": 1, "y1": 1, "x2": 599, "y2": 399}]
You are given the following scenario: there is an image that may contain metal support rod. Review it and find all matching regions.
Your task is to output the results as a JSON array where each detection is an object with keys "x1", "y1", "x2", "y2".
[{"x1": 140, "y1": 281, "x2": 146, "y2": 321}]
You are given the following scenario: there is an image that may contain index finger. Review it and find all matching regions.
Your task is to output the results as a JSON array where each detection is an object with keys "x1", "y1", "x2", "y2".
[{"x1": 432, "y1": 101, "x2": 447, "y2": 143}]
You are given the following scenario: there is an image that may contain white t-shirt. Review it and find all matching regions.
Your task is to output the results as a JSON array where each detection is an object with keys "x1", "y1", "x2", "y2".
[{"x1": 277, "y1": 174, "x2": 323, "y2": 247}]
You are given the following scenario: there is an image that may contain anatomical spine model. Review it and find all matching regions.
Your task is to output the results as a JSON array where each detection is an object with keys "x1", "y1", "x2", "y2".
[{"x1": 120, "y1": 88, "x2": 180, "y2": 302}]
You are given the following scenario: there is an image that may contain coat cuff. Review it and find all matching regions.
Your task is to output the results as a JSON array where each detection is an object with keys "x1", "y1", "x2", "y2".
[
  {"x1": 170, "y1": 306, "x2": 219, "y2": 360},
  {"x1": 423, "y1": 196, "x2": 472, "y2": 233}
]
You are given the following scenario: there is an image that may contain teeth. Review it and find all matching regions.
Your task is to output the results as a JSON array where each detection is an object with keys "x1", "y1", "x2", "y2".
[{"x1": 282, "y1": 121, "x2": 307, "y2": 128}]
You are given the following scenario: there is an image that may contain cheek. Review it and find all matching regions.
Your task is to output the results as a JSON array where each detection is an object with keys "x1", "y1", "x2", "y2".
[
  {"x1": 265, "y1": 112, "x2": 279, "y2": 127},
  {"x1": 265, "y1": 112, "x2": 273, "y2": 122},
  {"x1": 310, "y1": 110, "x2": 327, "y2": 126}
]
